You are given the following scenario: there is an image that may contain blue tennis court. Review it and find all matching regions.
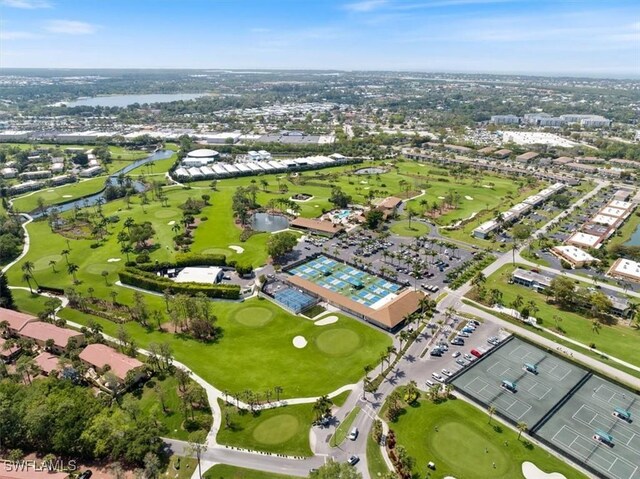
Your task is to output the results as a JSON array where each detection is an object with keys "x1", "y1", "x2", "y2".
[
  {"x1": 288, "y1": 255, "x2": 401, "y2": 307},
  {"x1": 273, "y1": 287, "x2": 317, "y2": 313}
]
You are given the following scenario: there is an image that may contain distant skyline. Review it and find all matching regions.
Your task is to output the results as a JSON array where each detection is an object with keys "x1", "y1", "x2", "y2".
[{"x1": 1, "y1": 0, "x2": 639, "y2": 77}]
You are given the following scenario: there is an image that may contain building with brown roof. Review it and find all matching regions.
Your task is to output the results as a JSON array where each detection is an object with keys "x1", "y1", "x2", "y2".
[
  {"x1": 477, "y1": 146, "x2": 496, "y2": 155},
  {"x1": 0, "y1": 308, "x2": 38, "y2": 336},
  {"x1": 515, "y1": 151, "x2": 539, "y2": 163},
  {"x1": 375, "y1": 196, "x2": 403, "y2": 217},
  {"x1": 290, "y1": 217, "x2": 345, "y2": 237},
  {"x1": 80, "y1": 343, "x2": 145, "y2": 385},
  {"x1": 33, "y1": 351, "x2": 61, "y2": 376},
  {"x1": 493, "y1": 149, "x2": 512, "y2": 159},
  {"x1": 0, "y1": 337, "x2": 21, "y2": 362},
  {"x1": 18, "y1": 322, "x2": 85, "y2": 354},
  {"x1": 285, "y1": 274, "x2": 424, "y2": 331}
]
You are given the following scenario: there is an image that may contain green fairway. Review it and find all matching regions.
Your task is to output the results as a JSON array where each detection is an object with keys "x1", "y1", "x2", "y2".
[
  {"x1": 478, "y1": 264, "x2": 640, "y2": 368},
  {"x1": 330, "y1": 406, "x2": 361, "y2": 447},
  {"x1": 10, "y1": 288, "x2": 61, "y2": 315},
  {"x1": 55, "y1": 297, "x2": 390, "y2": 398},
  {"x1": 389, "y1": 397, "x2": 585, "y2": 479},
  {"x1": 367, "y1": 432, "x2": 390, "y2": 478},
  {"x1": 390, "y1": 220, "x2": 429, "y2": 237},
  {"x1": 216, "y1": 399, "x2": 313, "y2": 456},
  {"x1": 167, "y1": 456, "x2": 198, "y2": 479},
  {"x1": 12, "y1": 177, "x2": 107, "y2": 212},
  {"x1": 204, "y1": 465, "x2": 296, "y2": 479}
]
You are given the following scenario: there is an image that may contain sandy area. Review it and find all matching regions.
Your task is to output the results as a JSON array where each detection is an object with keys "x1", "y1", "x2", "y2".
[
  {"x1": 438, "y1": 196, "x2": 446, "y2": 199},
  {"x1": 168, "y1": 220, "x2": 176, "y2": 225},
  {"x1": 293, "y1": 336, "x2": 307, "y2": 348},
  {"x1": 363, "y1": 187, "x2": 370, "y2": 190},
  {"x1": 360, "y1": 180, "x2": 368, "y2": 184},
  {"x1": 229, "y1": 245, "x2": 244, "y2": 253},
  {"x1": 107, "y1": 258, "x2": 121, "y2": 263},
  {"x1": 315, "y1": 316, "x2": 339, "y2": 326},
  {"x1": 482, "y1": 185, "x2": 492, "y2": 188},
  {"x1": 522, "y1": 462, "x2": 567, "y2": 479},
  {"x1": 62, "y1": 195, "x2": 73, "y2": 198},
  {"x1": 465, "y1": 195, "x2": 474, "y2": 200}
]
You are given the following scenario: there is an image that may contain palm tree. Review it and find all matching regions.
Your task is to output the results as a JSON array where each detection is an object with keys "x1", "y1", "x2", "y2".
[
  {"x1": 517, "y1": 421, "x2": 528, "y2": 440},
  {"x1": 487, "y1": 405, "x2": 496, "y2": 424},
  {"x1": 48, "y1": 260, "x2": 57, "y2": 273},
  {"x1": 21, "y1": 261, "x2": 38, "y2": 288},
  {"x1": 591, "y1": 319, "x2": 602, "y2": 335},
  {"x1": 67, "y1": 263, "x2": 79, "y2": 284},
  {"x1": 511, "y1": 295, "x2": 524, "y2": 314},
  {"x1": 22, "y1": 273, "x2": 34, "y2": 294},
  {"x1": 553, "y1": 314, "x2": 563, "y2": 330},
  {"x1": 60, "y1": 249, "x2": 70, "y2": 265},
  {"x1": 121, "y1": 244, "x2": 133, "y2": 262},
  {"x1": 101, "y1": 270, "x2": 109, "y2": 285},
  {"x1": 274, "y1": 386, "x2": 283, "y2": 402}
]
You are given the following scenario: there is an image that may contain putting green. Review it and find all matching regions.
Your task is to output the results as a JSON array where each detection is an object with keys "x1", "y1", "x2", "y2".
[
  {"x1": 316, "y1": 328, "x2": 361, "y2": 356},
  {"x1": 252, "y1": 414, "x2": 300, "y2": 445},
  {"x1": 390, "y1": 221, "x2": 429, "y2": 237},
  {"x1": 32, "y1": 254, "x2": 63, "y2": 271},
  {"x1": 154, "y1": 208, "x2": 180, "y2": 219},
  {"x1": 85, "y1": 263, "x2": 119, "y2": 275},
  {"x1": 430, "y1": 421, "x2": 509, "y2": 477},
  {"x1": 234, "y1": 307, "x2": 275, "y2": 327}
]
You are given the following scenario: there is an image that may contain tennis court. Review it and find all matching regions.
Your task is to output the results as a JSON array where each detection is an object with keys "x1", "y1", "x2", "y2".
[
  {"x1": 537, "y1": 375, "x2": 640, "y2": 479},
  {"x1": 273, "y1": 287, "x2": 317, "y2": 314},
  {"x1": 452, "y1": 337, "x2": 588, "y2": 426},
  {"x1": 288, "y1": 255, "x2": 401, "y2": 308}
]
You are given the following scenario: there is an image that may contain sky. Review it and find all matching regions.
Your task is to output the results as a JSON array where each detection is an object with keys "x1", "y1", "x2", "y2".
[{"x1": 1, "y1": 0, "x2": 639, "y2": 77}]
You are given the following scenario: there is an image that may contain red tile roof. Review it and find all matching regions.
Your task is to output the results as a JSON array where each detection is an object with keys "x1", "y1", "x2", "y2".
[
  {"x1": 0, "y1": 307, "x2": 37, "y2": 332},
  {"x1": 33, "y1": 351, "x2": 60, "y2": 374},
  {"x1": 290, "y1": 217, "x2": 345, "y2": 234},
  {"x1": 0, "y1": 337, "x2": 20, "y2": 358},
  {"x1": 79, "y1": 343, "x2": 144, "y2": 381},
  {"x1": 377, "y1": 196, "x2": 403, "y2": 209},
  {"x1": 19, "y1": 322, "x2": 83, "y2": 349}
]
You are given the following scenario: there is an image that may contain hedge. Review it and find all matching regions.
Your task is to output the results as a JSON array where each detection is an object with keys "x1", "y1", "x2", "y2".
[
  {"x1": 135, "y1": 253, "x2": 227, "y2": 272},
  {"x1": 118, "y1": 268, "x2": 240, "y2": 299}
]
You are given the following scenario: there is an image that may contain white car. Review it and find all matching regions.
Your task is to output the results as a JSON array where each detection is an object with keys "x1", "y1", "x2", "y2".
[
  {"x1": 452, "y1": 351, "x2": 461, "y2": 358},
  {"x1": 441, "y1": 369, "x2": 453, "y2": 377},
  {"x1": 432, "y1": 372, "x2": 445, "y2": 382}
]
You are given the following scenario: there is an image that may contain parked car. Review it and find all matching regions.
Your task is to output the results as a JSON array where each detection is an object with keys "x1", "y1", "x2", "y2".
[
  {"x1": 441, "y1": 369, "x2": 453, "y2": 377},
  {"x1": 452, "y1": 351, "x2": 461, "y2": 358},
  {"x1": 348, "y1": 427, "x2": 359, "y2": 441},
  {"x1": 456, "y1": 358, "x2": 468, "y2": 367},
  {"x1": 463, "y1": 353, "x2": 475, "y2": 361},
  {"x1": 432, "y1": 372, "x2": 445, "y2": 382},
  {"x1": 470, "y1": 349, "x2": 483, "y2": 358},
  {"x1": 348, "y1": 455, "x2": 360, "y2": 466},
  {"x1": 430, "y1": 348, "x2": 443, "y2": 357}
]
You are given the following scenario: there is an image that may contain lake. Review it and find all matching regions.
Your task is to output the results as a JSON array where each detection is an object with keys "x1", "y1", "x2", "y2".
[
  {"x1": 626, "y1": 224, "x2": 640, "y2": 246},
  {"x1": 250, "y1": 213, "x2": 289, "y2": 233},
  {"x1": 65, "y1": 93, "x2": 209, "y2": 108}
]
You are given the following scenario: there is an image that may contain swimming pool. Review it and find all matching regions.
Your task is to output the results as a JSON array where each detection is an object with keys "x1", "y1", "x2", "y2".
[{"x1": 334, "y1": 209, "x2": 351, "y2": 220}]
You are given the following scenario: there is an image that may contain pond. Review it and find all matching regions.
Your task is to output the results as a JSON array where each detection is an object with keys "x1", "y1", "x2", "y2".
[
  {"x1": 65, "y1": 93, "x2": 209, "y2": 108},
  {"x1": 250, "y1": 213, "x2": 289, "y2": 232},
  {"x1": 626, "y1": 224, "x2": 640, "y2": 246},
  {"x1": 354, "y1": 167, "x2": 387, "y2": 175}
]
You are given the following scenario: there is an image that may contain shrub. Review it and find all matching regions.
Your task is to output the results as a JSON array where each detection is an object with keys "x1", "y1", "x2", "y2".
[
  {"x1": 235, "y1": 263, "x2": 254, "y2": 277},
  {"x1": 136, "y1": 253, "x2": 151, "y2": 264}
]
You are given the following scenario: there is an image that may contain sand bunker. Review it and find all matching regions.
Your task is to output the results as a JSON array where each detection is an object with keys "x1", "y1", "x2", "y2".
[
  {"x1": 293, "y1": 336, "x2": 307, "y2": 348},
  {"x1": 107, "y1": 258, "x2": 121, "y2": 263},
  {"x1": 363, "y1": 187, "x2": 370, "y2": 190},
  {"x1": 360, "y1": 180, "x2": 368, "y2": 184},
  {"x1": 315, "y1": 316, "x2": 339, "y2": 326},
  {"x1": 438, "y1": 196, "x2": 446, "y2": 199},
  {"x1": 62, "y1": 195, "x2": 73, "y2": 198},
  {"x1": 229, "y1": 245, "x2": 245, "y2": 254},
  {"x1": 482, "y1": 185, "x2": 492, "y2": 188},
  {"x1": 465, "y1": 195, "x2": 474, "y2": 200},
  {"x1": 168, "y1": 220, "x2": 176, "y2": 225},
  {"x1": 522, "y1": 462, "x2": 567, "y2": 479}
]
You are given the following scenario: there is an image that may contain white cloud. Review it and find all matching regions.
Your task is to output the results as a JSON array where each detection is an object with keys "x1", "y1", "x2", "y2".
[
  {"x1": 0, "y1": 30, "x2": 39, "y2": 40},
  {"x1": 45, "y1": 20, "x2": 98, "y2": 35},
  {"x1": 1, "y1": 0, "x2": 50, "y2": 8},
  {"x1": 344, "y1": 0, "x2": 388, "y2": 12}
]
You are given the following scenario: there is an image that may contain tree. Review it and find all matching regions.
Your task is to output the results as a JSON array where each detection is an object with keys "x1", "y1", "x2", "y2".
[
  {"x1": 21, "y1": 261, "x2": 38, "y2": 288},
  {"x1": 129, "y1": 222, "x2": 155, "y2": 250},
  {"x1": 329, "y1": 187, "x2": 352, "y2": 208},
  {"x1": 487, "y1": 405, "x2": 496, "y2": 424},
  {"x1": 309, "y1": 459, "x2": 363, "y2": 479},
  {"x1": 549, "y1": 275, "x2": 575, "y2": 307},
  {"x1": 0, "y1": 273, "x2": 15, "y2": 309},
  {"x1": 266, "y1": 232, "x2": 298, "y2": 262},
  {"x1": 67, "y1": 263, "x2": 80, "y2": 284},
  {"x1": 187, "y1": 431, "x2": 207, "y2": 479},
  {"x1": 517, "y1": 421, "x2": 528, "y2": 440},
  {"x1": 365, "y1": 209, "x2": 384, "y2": 230}
]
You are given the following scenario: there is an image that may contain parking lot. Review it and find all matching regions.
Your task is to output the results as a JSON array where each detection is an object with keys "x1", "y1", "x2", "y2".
[
  {"x1": 537, "y1": 375, "x2": 640, "y2": 479},
  {"x1": 290, "y1": 226, "x2": 475, "y2": 298}
]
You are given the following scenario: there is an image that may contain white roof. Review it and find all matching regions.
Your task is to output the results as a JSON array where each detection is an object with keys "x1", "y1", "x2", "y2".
[
  {"x1": 200, "y1": 166, "x2": 214, "y2": 176},
  {"x1": 188, "y1": 167, "x2": 203, "y2": 176},
  {"x1": 474, "y1": 220, "x2": 499, "y2": 234},
  {"x1": 552, "y1": 245, "x2": 597, "y2": 263},
  {"x1": 175, "y1": 168, "x2": 189, "y2": 177},
  {"x1": 608, "y1": 200, "x2": 633, "y2": 210},
  {"x1": 236, "y1": 164, "x2": 252, "y2": 172},
  {"x1": 591, "y1": 214, "x2": 619, "y2": 226},
  {"x1": 187, "y1": 148, "x2": 219, "y2": 159},
  {"x1": 247, "y1": 163, "x2": 262, "y2": 171},
  {"x1": 256, "y1": 161, "x2": 273, "y2": 170},
  {"x1": 174, "y1": 267, "x2": 223, "y2": 284},
  {"x1": 268, "y1": 161, "x2": 282, "y2": 169},
  {"x1": 610, "y1": 258, "x2": 640, "y2": 280},
  {"x1": 566, "y1": 232, "x2": 601, "y2": 248},
  {"x1": 212, "y1": 165, "x2": 227, "y2": 175},
  {"x1": 599, "y1": 206, "x2": 627, "y2": 218}
]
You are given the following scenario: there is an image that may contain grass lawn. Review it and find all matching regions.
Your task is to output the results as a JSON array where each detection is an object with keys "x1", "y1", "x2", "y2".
[
  {"x1": 216, "y1": 399, "x2": 313, "y2": 456},
  {"x1": 609, "y1": 212, "x2": 640, "y2": 248},
  {"x1": 55, "y1": 297, "x2": 391, "y2": 399},
  {"x1": 478, "y1": 264, "x2": 640, "y2": 368},
  {"x1": 330, "y1": 406, "x2": 361, "y2": 447},
  {"x1": 131, "y1": 374, "x2": 212, "y2": 440},
  {"x1": 367, "y1": 432, "x2": 390, "y2": 478},
  {"x1": 390, "y1": 220, "x2": 429, "y2": 237},
  {"x1": 166, "y1": 456, "x2": 198, "y2": 479},
  {"x1": 12, "y1": 177, "x2": 108, "y2": 212},
  {"x1": 204, "y1": 465, "x2": 296, "y2": 479},
  {"x1": 389, "y1": 397, "x2": 586, "y2": 479},
  {"x1": 331, "y1": 389, "x2": 351, "y2": 407},
  {"x1": 10, "y1": 288, "x2": 61, "y2": 315}
]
